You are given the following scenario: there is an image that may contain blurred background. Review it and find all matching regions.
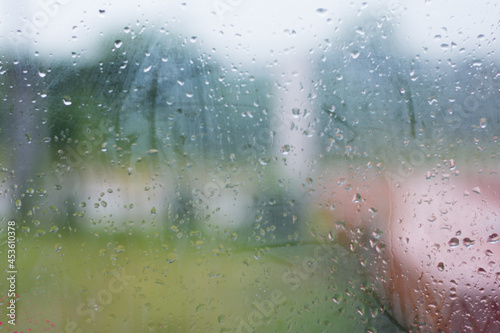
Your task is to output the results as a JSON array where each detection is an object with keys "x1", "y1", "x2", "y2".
[{"x1": 0, "y1": 0, "x2": 498, "y2": 332}]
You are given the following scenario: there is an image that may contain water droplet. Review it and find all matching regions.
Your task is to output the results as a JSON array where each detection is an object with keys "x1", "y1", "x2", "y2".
[
  {"x1": 427, "y1": 214, "x2": 437, "y2": 222},
  {"x1": 114, "y1": 40, "x2": 123, "y2": 48},
  {"x1": 448, "y1": 238, "x2": 459, "y2": 247},
  {"x1": 292, "y1": 108, "x2": 301, "y2": 118},
  {"x1": 325, "y1": 105, "x2": 336, "y2": 114},
  {"x1": 98, "y1": 9, "x2": 106, "y2": 17},
  {"x1": 115, "y1": 245, "x2": 125, "y2": 253},
  {"x1": 487, "y1": 233, "x2": 499, "y2": 243},
  {"x1": 281, "y1": 144, "x2": 290, "y2": 154},
  {"x1": 258, "y1": 156, "x2": 271, "y2": 165},
  {"x1": 479, "y1": 117, "x2": 487, "y2": 128},
  {"x1": 316, "y1": 8, "x2": 328, "y2": 17},
  {"x1": 63, "y1": 96, "x2": 72, "y2": 106},
  {"x1": 427, "y1": 96, "x2": 438, "y2": 105},
  {"x1": 437, "y1": 262, "x2": 445, "y2": 271},
  {"x1": 352, "y1": 193, "x2": 361, "y2": 203},
  {"x1": 15, "y1": 199, "x2": 22, "y2": 209},
  {"x1": 302, "y1": 130, "x2": 314, "y2": 137},
  {"x1": 472, "y1": 60, "x2": 483, "y2": 67},
  {"x1": 350, "y1": 50, "x2": 360, "y2": 59},
  {"x1": 146, "y1": 149, "x2": 159, "y2": 155},
  {"x1": 218, "y1": 314, "x2": 225, "y2": 324},
  {"x1": 190, "y1": 36, "x2": 197, "y2": 43},
  {"x1": 355, "y1": 27, "x2": 365, "y2": 36},
  {"x1": 472, "y1": 187, "x2": 481, "y2": 194},
  {"x1": 449, "y1": 159, "x2": 456, "y2": 170},
  {"x1": 166, "y1": 253, "x2": 179, "y2": 263},
  {"x1": 375, "y1": 242, "x2": 386, "y2": 253},
  {"x1": 38, "y1": 71, "x2": 46, "y2": 78},
  {"x1": 463, "y1": 238, "x2": 475, "y2": 247},
  {"x1": 143, "y1": 65, "x2": 152, "y2": 73}
]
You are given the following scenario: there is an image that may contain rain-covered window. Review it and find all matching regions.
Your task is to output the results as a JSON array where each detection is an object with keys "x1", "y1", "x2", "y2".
[{"x1": 1, "y1": 1, "x2": 499, "y2": 332}]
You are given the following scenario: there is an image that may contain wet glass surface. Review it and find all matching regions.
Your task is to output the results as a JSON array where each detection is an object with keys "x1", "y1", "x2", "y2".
[{"x1": 0, "y1": 1, "x2": 499, "y2": 332}]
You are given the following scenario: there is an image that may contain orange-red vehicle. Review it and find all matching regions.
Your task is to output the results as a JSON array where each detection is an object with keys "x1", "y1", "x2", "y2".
[{"x1": 314, "y1": 160, "x2": 500, "y2": 332}]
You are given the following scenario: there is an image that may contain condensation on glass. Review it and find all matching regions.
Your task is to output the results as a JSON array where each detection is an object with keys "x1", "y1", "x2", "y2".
[{"x1": 0, "y1": 1, "x2": 498, "y2": 332}]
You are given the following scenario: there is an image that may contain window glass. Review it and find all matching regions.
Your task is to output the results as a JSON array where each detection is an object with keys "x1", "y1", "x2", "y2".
[{"x1": 0, "y1": 1, "x2": 498, "y2": 332}]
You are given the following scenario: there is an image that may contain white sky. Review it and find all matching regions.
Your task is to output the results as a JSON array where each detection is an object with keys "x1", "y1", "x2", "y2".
[{"x1": 0, "y1": 0, "x2": 498, "y2": 65}]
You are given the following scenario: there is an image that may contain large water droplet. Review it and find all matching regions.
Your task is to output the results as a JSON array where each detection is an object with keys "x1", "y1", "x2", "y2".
[
  {"x1": 146, "y1": 149, "x2": 159, "y2": 155},
  {"x1": 316, "y1": 8, "x2": 328, "y2": 17},
  {"x1": 302, "y1": 130, "x2": 314, "y2": 137},
  {"x1": 449, "y1": 159, "x2": 456, "y2": 170},
  {"x1": 463, "y1": 237, "x2": 475, "y2": 247},
  {"x1": 63, "y1": 96, "x2": 72, "y2": 106},
  {"x1": 448, "y1": 237, "x2": 459, "y2": 247},
  {"x1": 487, "y1": 233, "x2": 499, "y2": 243},
  {"x1": 427, "y1": 96, "x2": 438, "y2": 105},
  {"x1": 166, "y1": 253, "x2": 178, "y2": 263},
  {"x1": 355, "y1": 27, "x2": 365, "y2": 36},
  {"x1": 258, "y1": 156, "x2": 271, "y2": 165},
  {"x1": 281, "y1": 144, "x2": 290, "y2": 154}
]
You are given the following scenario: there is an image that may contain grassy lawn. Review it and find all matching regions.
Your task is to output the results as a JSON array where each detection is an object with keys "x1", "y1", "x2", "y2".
[{"x1": 0, "y1": 224, "x2": 401, "y2": 333}]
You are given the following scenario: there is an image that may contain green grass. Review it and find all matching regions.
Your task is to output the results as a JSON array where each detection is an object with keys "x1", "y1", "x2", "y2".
[{"x1": 0, "y1": 226, "x2": 400, "y2": 333}]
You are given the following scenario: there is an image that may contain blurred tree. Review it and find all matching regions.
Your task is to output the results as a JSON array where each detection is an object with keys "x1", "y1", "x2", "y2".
[
  {"x1": 39, "y1": 30, "x2": 298, "y2": 241},
  {"x1": 316, "y1": 15, "x2": 500, "y2": 169}
]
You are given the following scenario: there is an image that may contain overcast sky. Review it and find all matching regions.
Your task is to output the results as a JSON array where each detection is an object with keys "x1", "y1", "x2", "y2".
[{"x1": 0, "y1": 0, "x2": 498, "y2": 66}]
